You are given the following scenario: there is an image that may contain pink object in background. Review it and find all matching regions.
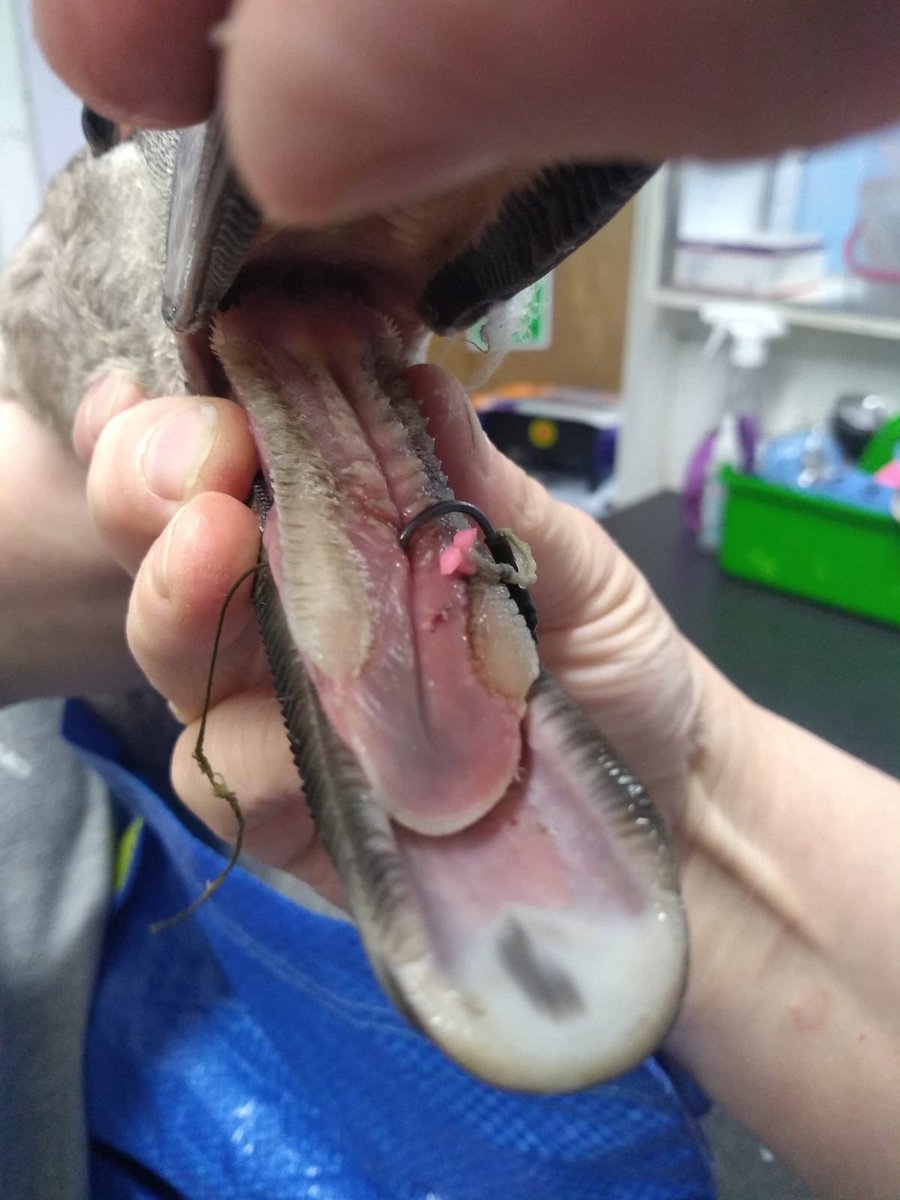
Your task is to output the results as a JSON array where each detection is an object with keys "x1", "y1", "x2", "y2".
[{"x1": 874, "y1": 459, "x2": 900, "y2": 487}]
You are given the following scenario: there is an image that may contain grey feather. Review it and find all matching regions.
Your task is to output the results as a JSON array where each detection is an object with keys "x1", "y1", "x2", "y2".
[{"x1": 0, "y1": 137, "x2": 182, "y2": 435}]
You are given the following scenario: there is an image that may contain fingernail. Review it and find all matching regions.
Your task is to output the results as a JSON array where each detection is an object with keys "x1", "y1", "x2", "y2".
[
  {"x1": 167, "y1": 699, "x2": 189, "y2": 726},
  {"x1": 148, "y1": 509, "x2": 185, "y2": 600},
  {"x1": 140, "y1": 402, "x2": 218, "y2": 501},
  {"x1": 81, "y1": 371, "x2": 141, "y2": 443},
  {"x1": 465, "y1": 395, "x2": 490, "y2": 454}
]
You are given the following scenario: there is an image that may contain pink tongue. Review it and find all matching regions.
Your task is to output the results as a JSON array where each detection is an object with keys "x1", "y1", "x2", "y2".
[{"x1": 216, "y1": 294, "x2": 535, "y2": 835}]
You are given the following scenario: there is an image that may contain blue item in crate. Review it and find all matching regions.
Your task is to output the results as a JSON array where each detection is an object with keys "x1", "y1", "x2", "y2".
[
  {"x1": 62, "y1": 700, "x2": 714, "y2": 1200},
  {"x1": 759, "y1": 428, "x2": 895, "y2": 516}
]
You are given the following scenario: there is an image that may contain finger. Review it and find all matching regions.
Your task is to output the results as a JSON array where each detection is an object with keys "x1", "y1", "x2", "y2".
[
  {"x1": 223, "y1": 0, "x2": 900, "y2": 225},
  {"x1": 126, "y1": 491, "x2": 266, "y2": 720},
  {"x1": 73, "y1": 371, "x2": 146, "y2": 464},
  {"x1": 86, "y1": 393, "x2": 257, "y2": 575},
  {"x1": 32, "y1": 0, "x2": 226, "y2": 127},
  {"x1": 171, "y1": 686, "x2": 344, "y2": 903},
  {"x1": 173, "y1": 684, "x2": 307, "y2": 853}
]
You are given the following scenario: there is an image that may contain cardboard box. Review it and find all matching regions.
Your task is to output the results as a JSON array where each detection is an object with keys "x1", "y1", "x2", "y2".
[{"x1": 673, "y1": 234, "x2": 826, "y2": 299}]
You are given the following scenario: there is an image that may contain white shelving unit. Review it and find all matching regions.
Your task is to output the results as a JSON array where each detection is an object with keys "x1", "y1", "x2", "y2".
[
  {"x1": 0, "y1": 0, "x2": 41, "y2": 265},
  {"x1": 617, "y1": 166, "x2": 900, "y2": 505},
  {"x1": 650, "y1": 284, "x2": 900, "y2": 342}
]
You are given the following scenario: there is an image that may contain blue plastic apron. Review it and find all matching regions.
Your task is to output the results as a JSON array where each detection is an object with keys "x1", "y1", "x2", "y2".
[{"x1": 64, "y1": 700, "x2": 714, "y2": 1200}]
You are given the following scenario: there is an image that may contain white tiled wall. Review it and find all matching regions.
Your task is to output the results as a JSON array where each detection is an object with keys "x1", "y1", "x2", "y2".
[
  {"x1": 0, "y1": 0, "x2": 82, "y2": 266},
  {"x1": 0, "y1": 0, "x2": 41, "y2": 264},
  {"x1": 14, "y1": 0, "x2": 82, "y2": 181}
]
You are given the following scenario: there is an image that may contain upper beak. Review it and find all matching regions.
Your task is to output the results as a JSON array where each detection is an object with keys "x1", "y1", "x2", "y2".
[
  {"x1": 162, "y1": 111, "x2": 260, "y2": 334},
  {"x1": 161, "y1": 113, "x2": 656, "y2": 337}
]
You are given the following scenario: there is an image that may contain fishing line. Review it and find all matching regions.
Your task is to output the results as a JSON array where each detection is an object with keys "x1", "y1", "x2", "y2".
[{"x1": 150, "y1": 558, "x2": 262, "y2": 934}]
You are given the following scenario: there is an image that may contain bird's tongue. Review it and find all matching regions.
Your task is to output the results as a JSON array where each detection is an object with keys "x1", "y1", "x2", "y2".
[{"x1": 214, "y1": 292, "x2": 539, "y2": 837}]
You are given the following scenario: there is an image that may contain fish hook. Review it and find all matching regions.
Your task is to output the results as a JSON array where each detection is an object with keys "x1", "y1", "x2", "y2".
[{"x1": 400, "y1": 500, "x2": 538, "y2": 640}]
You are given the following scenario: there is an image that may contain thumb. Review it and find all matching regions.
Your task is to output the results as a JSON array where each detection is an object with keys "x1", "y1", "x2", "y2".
[
  {"x1": 224, "y1": 0, "x2": 900, "y2": 226},
  {"x1": 225, "y1": 0, "x2": 653, "y2": 223}
]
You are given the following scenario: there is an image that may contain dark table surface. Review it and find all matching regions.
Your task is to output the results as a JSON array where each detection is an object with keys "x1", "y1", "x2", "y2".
[
  {"x1": 603, "y1": 492, "x2": 898, "y2": 1199},
  {"x1": 603, "y1": 492, "x2": 899, "y2": 779}
]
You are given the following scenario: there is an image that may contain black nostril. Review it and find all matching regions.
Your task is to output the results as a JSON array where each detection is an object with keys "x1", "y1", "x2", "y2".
[{"x1": 81, "y1": 106, "x2": 120, "y2": 157}]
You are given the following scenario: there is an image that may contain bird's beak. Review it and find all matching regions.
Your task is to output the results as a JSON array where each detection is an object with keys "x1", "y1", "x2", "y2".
[
  {"x1": 162, "y1": 111, "x2": 260, "y2": 335},
  {"x1": 160, "y1": 111, "x2": 656, "y2": 340}
]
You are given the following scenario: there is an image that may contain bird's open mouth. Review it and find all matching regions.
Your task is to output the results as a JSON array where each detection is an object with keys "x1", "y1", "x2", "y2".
[
  {"x1": 0, "y1": 106, "x2": 682, "y2": 1091},
  {"x1": 166, "y1": 147, "x2": 687, "y2": 1093},
  {"x1": 216, "y1": 284, "x2": 538, "y2": 835}
]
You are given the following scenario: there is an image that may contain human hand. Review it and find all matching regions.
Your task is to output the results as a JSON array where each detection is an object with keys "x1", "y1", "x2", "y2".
[
  {"x1": 35, "y1": 0, "x2": 900, "y2": 227},
  {"x1": 79, "y1": 370, "x2": 900, "y2": 1197}
]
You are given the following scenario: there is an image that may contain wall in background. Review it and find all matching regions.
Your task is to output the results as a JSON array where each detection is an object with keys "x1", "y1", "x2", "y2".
[
  {"x1": 12, "y1": 0, "x2": 82, "y2": 181},
  {"x1": 0, "y1": 0, "x2": 40, "y2": 264},
  {"x1": 0, "y1": 0, "x2": 81, "y2": 265}
]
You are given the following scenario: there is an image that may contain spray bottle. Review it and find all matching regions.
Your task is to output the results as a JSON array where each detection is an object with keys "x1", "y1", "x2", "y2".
[
  {"x1": 700, "y1": 302, "x2": 787, "y2": 422},
  {"x1": 685, "y1": 303, "x2": 786, "y2": 552}
]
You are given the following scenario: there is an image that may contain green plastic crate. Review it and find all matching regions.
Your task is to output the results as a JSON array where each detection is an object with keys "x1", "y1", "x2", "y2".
[{"x1": 719, "y1": 468, "x2": 900, "y2": 627}]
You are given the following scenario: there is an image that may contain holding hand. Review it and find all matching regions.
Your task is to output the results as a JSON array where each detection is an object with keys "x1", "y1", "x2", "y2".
[{"x1": 76, "y1": 365, "x2": 900, "y2": 1197}]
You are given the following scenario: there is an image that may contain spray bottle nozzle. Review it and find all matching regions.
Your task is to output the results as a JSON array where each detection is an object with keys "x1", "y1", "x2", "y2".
[{"x1": 700, "y1": 302, "x2": 787, "y2": 367}]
